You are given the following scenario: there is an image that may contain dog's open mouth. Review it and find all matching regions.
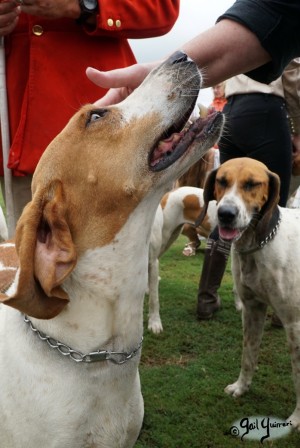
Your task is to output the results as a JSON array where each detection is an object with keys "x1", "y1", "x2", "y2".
[
  {"x1": 219, "y1": 226, "x2": 241, "y2": 242},
  {"x1": 149, "y1": 111, "x2": 223, "y2": 172}
]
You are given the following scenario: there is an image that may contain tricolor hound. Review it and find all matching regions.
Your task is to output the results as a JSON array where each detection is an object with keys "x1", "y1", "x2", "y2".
[
  {"x1": 148, "y1": 186, "x2": 216, "y2": 333},
  {"x1": 200, "y1": 157, "x2": 300, "y2": 429},
  {"x1": 0, "y1": 52, "x2": 224, "y2": 448}
]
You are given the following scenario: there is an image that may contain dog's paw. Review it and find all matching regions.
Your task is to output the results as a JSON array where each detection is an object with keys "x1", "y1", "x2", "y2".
[
  {"x1": 182, "y1": 243, "x2": 196, "y2": 256},
  {"x1": 288, "y1": 411, "x2": 300, "y2": 430},
  {"x1": 232, "y1": 286, "x2": 243, "y2": 312},
  {"x1": 148, "y1": 317, "x2": 163, "y2": 334},
  {"x1": 225, "y1": 381, "x2": 249, "y2": 397}
]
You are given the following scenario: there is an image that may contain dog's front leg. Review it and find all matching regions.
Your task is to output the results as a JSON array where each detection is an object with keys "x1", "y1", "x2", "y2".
[
  {"x1": 147, "y1": 258, "x2": 163, "y2": 334},
  {"x1": 225, "y1": 301, "x2": 267, "y2": 397},
  {"x1": 286, "y1": 322, "x2": 300, "y2": 429}
]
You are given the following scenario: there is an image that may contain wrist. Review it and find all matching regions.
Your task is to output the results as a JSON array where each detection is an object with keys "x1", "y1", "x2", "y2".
[{"x1": 77, "y1": 0, "x2": 99, "y2": 25}]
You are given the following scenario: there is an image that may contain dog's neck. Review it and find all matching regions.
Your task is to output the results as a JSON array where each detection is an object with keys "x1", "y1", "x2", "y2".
[{"x1": 29, "y1": 197, "x2": 160, "y2": 354}]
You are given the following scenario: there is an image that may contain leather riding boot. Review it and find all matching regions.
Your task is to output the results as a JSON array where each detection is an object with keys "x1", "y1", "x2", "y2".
[{"x1": 197, "y1": 238, "x2": 231, "y2": 320}]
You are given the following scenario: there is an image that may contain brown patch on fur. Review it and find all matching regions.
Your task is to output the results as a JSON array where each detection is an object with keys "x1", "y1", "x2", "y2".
[
  {"x1": 214, "y1": 158, "x2": 272, "y2": 209},
  {"x1": 176, "y1": 150, "x2": 215, "y2": 248},
  {"x1": 32, "y1": 107, "x2": 162, "y2": 254},
  {"x1": 160, "y1": 192, "x2": 169, "y2": 210},
  {"x1": 182, "y1": 194, "x2": 211, "y2": 238}
]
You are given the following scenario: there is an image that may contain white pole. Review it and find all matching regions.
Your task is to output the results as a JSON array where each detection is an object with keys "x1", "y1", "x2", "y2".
[{"x1": 0, "y1": 36, "x2": 16, "y2": 238}]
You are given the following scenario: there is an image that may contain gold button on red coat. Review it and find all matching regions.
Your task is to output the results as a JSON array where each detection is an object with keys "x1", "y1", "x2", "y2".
[{"x1": 32, "y1": 25, "x2": 44, "y2": 36}]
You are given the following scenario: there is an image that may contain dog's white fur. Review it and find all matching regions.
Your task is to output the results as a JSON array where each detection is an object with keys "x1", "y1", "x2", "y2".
[
  {"x1": 148, "y1": 186, "x2": 216, "y2": 333},
  {"x1": 201, "y1": 157, "x2": 300, "y2": 429},
  {"x1": 0, "y1": 52, "x2": 224, "y2": 447}
]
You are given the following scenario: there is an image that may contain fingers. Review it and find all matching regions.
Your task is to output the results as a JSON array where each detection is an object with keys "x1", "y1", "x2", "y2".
[
  {"x1": 86, "y1": 66, "x2": 134, "y2": 89},
  {"x1": 86, "y1": 62, "x2": 157, "y2": 90},
  {"x1": 0, "y1": 2, "x2": 20, "y2": 36},
  {"x1": 86, "y1": 62, "x2": 159, "y2": 106}
]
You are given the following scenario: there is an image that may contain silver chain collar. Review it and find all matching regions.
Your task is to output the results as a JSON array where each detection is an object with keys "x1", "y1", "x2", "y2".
[
  {"x1": 235, "y1": 211, "x2": 281, "y2": 255},
  {"x1": 24, "y1": 315, "x2": 143, "y2": 364}
]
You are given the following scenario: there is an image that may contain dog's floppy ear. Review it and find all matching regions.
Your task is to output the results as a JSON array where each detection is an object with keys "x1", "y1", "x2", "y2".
[
  {"x1": 255, "y1": 170, "x2": 280, "y2": 242},
  {"x1": 0, "y1": 181, "x2": 77, "y2": 319},
  {"x1": 195, "y1": 168, "x2": 218, "y2": 227}
]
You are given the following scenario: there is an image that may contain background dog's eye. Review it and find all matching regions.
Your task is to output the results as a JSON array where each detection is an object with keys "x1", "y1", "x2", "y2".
[
  {"x1": 88, "y1": 109, "x2": 108, "y2": 124},
  {"x1": 216, "y1": 177, "x2": 227, "y2": 188},
  {"x1": 243, "y1": 180, "x2": 260, "y2": 191}
]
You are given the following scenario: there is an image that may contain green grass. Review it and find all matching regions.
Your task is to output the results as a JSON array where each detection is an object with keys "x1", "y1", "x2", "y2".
[{"x1": 137, "y1": 236, "x2": 299, "y2": 447}]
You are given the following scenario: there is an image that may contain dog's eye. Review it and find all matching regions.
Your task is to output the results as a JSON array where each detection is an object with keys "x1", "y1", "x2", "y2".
[
  {"x1": 216, "y1": 177, "x2": 227, "y2": 188},
  {"x1": 87, "y1": 109, "x2": 108, "y2": 125},
  {"x1": 243, "y1": 180, "x2": 261, "y2": 191}
]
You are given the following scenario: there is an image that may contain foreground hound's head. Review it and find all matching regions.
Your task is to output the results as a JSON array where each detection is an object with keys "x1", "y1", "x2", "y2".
[
  {"x1": 201, "y1": 157, "x2": 280, "y2": 242},
  {"x1": 0, "y1": 52, "x2": 224, "y2": 319}
]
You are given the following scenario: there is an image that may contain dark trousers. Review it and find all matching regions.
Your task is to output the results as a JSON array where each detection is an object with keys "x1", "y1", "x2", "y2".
[{"x1": 219, "y1": 93, "x2": 292, "y2": 206}]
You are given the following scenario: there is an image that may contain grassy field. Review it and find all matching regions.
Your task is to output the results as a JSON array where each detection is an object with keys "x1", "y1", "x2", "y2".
[{"x1": 136, "y1": 236, "x2": 299, "y2": 447}]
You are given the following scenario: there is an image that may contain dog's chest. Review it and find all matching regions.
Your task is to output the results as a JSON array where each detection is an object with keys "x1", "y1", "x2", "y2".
[
  {"x1": 234, "y1": 214, "x2": 299, "y2": 304},
  {"x1": 0, "y1": 322, "x2": 141, "y2": 448},
  {"x1": 237, "y1": 256, "x2": 274, "y2": 303}
]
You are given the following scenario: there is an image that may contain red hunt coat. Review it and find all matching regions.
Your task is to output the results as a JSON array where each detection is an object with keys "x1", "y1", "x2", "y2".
[{"x1": 2, "y1": 1, "x2": 179, "y2": 176}]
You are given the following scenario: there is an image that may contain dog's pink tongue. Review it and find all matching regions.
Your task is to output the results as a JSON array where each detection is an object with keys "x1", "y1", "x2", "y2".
[
  {"x1": 219, "y1": 227, "x2": 239, "y2": 241},
  {"x1": 151, "y1": 133, "x2": 182, "y2": 165}
]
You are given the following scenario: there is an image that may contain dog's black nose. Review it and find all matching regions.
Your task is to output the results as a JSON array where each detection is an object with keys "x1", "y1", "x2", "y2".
[
  {"x1": 218, "y1": 205, "x2": 238, "y2": 225},
  {"x1": 170, "y1": 51, "x2": 188, "y2": 65}
]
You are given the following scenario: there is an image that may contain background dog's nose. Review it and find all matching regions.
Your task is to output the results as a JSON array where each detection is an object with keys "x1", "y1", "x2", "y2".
[{"x1": 218, "y1": 205, "x2": 238, "y2": 225}]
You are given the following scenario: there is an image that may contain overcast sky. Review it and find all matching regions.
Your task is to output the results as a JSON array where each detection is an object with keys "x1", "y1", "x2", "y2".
[{"x1": 129, "y1": 0, "x2": 233, "y2": 105}]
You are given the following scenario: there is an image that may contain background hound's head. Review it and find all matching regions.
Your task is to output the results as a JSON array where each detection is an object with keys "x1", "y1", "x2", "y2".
[
  {"x1": 201, "y1": 157, "x2": 280, "y2": 243},
  {"x1": 0, "y1": 51, "x2": 224, "y2": 319}
]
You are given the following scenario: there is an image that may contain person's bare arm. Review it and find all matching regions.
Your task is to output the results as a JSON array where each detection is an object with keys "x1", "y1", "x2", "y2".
[
  {"x1": 182, "y1": 19, "x2": 271, "y2": 87},
  {"x1": 87, "y1": 19, "x2": 271, "y2": 106}
]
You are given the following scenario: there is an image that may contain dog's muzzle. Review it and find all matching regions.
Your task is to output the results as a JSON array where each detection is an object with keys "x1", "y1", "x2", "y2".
[{"x1": 218, "y1": 204, "x2": 238, "y2": 226}]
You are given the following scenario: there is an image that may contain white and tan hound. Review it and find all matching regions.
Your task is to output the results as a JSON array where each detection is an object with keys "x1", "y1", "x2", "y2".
[
  {"x1": 148, "y1": 186, "x2": 216, "y2": 333},
  {"x1": 200, "y1": 157, "x2": 300, "y2": 429},
  {"x1": 0, "y1": 52, "x2": 224, "y2": 448}
]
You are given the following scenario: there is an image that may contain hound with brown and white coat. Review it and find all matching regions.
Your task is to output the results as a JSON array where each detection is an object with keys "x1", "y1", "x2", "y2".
[
  {"x1": 148, "y1": 186, "x2": 217, "y2": 333},
  {"x1": 0, "y1": 52, "x2": 224, "y2": 448},
  {"x1": 200, "y1": 157, "x2": 300, "y2": 429}
]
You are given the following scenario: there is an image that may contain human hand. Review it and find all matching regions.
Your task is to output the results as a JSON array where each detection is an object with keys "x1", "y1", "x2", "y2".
[
  {"x1": 20, "y1": 0, "x2": 80, "y2": 20},
  {"x1": 86, "y1": 61, "x2": 160, "y2": 106},
  {"x1": 0, "y1": 1, "x2": 20, "y2": 36}
]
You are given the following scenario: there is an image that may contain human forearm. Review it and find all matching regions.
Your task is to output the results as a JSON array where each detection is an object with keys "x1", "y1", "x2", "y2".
[{"x1": 181, "y1": 20, "x2": 271, "y2": 88}]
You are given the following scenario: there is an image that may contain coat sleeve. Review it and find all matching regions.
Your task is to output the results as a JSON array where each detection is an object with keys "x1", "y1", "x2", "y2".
[
  {"x1": 282, "y1": 58, "x2": 300, "y2": 135},
  {"x1": 84, "y1": 0, "x2": 180, "y2": 38}
]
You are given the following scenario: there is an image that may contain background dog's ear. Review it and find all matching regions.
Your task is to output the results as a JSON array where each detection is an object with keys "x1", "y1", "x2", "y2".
[
  {"x1": 255, "y1": 171, "x2": 281, "y2": 242},
  {"x1": 0, "y1": 181, "x2": 77, "y2": 319},
  {"x1": 195, "y1": 168, "x2": 218, "y2": 227}
]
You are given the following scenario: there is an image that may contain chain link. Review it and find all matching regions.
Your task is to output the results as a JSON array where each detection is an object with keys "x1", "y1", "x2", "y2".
[
  {"x1": 258, "y1": 214, "x2": 281, "y2": 249},
  {"x1": 24, "y1": 316, "x2": 143, "y2": 364}
]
